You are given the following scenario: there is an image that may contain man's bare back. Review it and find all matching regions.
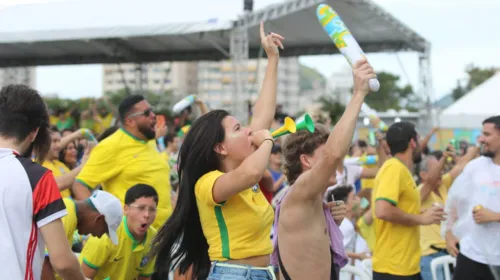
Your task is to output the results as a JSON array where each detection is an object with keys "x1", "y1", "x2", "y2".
[{"x1": 277, "y1": 192, "x2": 332, "y2": 279}]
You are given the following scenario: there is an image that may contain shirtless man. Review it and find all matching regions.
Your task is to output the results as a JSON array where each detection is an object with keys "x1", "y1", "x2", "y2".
[{"x1": 272, "y1": 59, "x2": 375, "y2": 280}]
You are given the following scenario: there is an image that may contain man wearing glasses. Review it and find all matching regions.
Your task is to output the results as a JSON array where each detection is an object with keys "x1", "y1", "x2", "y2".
[
  {"x1": 79, "y1": 184, "x2": 158, "y2": 280},
  {"x1": 72, "y1": 95, "x2": 172, "y2": 231}
]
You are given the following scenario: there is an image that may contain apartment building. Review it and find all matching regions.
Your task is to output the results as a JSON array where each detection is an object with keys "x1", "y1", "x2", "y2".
[
  {"x1": 102, "y1": 58, "x2": 301, "y2": 119},
  {"x1": 0, "y1": 67, "x2": 36, "y2": 87},
  {"x1": 102, "y1": 62, "x2": 198, "y2": 97},
  {"x1": 197, "y1": 57, "x2": 301, "y2": 117},
  {"x1": 327, "y1": 65, "x2": 353, "y2": 106}
]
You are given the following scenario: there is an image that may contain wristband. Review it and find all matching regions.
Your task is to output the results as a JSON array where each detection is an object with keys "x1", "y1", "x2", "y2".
[{"x1": 262, "y1": 138, "x2": 274, "y2": 147}]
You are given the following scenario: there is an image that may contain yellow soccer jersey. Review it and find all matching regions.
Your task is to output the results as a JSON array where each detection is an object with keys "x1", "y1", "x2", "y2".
[
  {"x1": 419, "y1": 173, "x2": 453, "y2": 256},
  {"x1": 42, "y1": 160, "x2": 72, "y2": 198},
  {"x1": 195, "y1": 170, "x2": 274, "y2": 261},
  {"x1": 93, "y1": 113, "x2": 114, "y2": 135},
  {"x1": 45, "y1": 198, "x2": 77, "y2": 280},
  {"x1": 61, "y1": 198, "x2": 78, "y2": 244},
  {"x1": 356, "y1": 216, "x2": 375, "y2": 253},
  {"x1": 80, "y1": 216, "x2": 156, "y2": 280},
  {"x1": 372, "y1": 158, "x2": 421, "y2": 276},
  {"x1": 76, "y1": 128, "x2": 172, "y2": 230}
]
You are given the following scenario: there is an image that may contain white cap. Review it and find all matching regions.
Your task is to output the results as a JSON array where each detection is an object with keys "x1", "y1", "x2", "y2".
[{"x1": 88, "y1": 190, "x2": 123, "y2": 245}]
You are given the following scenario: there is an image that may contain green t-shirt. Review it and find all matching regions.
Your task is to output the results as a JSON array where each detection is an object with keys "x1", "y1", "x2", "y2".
[
  {"x1": 80, "y1": 119, "x2": 95, "y2": 130},
  {"x1": 56, "y1": 118, "x2": 75, "y2": 131}
]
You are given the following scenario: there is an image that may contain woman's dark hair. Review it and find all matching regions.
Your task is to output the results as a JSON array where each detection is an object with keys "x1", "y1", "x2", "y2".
[
  {"x1": 0, "y1": 84, "x2": 51, "y2": 163},
  {"x1": 151, "y1": 109, "x2": 230, "y2": 280}
]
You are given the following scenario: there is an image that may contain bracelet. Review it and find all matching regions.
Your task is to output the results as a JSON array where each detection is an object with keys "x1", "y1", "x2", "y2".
[{"x1": 262, "y1": 138, "x2": 275, "y2": 147}]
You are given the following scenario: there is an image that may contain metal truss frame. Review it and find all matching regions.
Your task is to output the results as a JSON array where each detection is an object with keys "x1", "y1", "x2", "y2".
[
  {"x1": 418, "y1": 43, "x2": 435, "y2": 131},
  {"x1": 228, "y1": 0, "x2": 432, "y2": 124},
  {"x1": 2, "y1": 67, "x2": 32, "y2": 86}
]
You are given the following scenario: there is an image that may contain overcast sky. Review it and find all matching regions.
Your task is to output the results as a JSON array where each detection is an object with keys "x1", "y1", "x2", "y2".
[{"x1": 1, "y1": 0, "x2": 499, "y2": 101}]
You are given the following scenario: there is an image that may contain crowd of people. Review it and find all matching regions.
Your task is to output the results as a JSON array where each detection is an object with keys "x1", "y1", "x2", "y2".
[{"x1": 1, "y1": 22, "x2": 499, "y2": 280}]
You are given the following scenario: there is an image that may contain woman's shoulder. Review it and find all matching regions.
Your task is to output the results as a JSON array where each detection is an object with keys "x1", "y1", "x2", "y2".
[
  {"x1": 194, "y1": 170, "x2": 225, "y2": 205},
  {"x1": 195, "y1": 170, "x2": 225, "y2": 192}
]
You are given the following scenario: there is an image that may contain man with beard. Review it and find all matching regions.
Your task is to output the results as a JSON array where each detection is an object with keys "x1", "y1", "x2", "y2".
[
  {"x1": 372, "y1": 121, "x2": 445, "y2": 280},
  {"x1": 72, "y1": 95, "x2": 172, "y2": 230},
  {"x1": 444, "y1": 116, "x2": 500, "y2": 280}
]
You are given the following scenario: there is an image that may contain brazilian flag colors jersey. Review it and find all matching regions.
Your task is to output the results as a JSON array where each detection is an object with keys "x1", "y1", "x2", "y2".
[
  {"x1": 76, "y1": 128, "x2": 172, "y2": 230},
  {"x1": 372, "y1": 158, "x2": 421, "y2": 276},
  {"x1": 42, "y1": 160, "x2": 72, "y2": 198},
  {"x1": 195, "y1": 170, "x2": 274, "y2": 261},
  {"x1": 79, "y1": 216, "x2": 156, "y2": 280}
]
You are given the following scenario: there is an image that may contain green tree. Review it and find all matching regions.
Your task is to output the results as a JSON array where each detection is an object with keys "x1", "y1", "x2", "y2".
[
  {"x1": 363, "y1": 72, "x2": 420, "y2": 112},
  {"x1": 104, "y1": 88, "x2": 175, "y2": 118},
  {"x1": 318, "y1": 96, "x2": 346, "y2": 124},
  {"x1": 451, "y1": 80, "x2": 466, "y2": 101},
  {"x1": 451, "y1": 64, "x2": 496, "y2": 101}
]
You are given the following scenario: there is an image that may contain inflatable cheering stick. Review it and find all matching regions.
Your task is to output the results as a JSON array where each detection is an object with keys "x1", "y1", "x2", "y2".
[{"x1": 317, "y1": 4, "x2": 380, "y2": 92}]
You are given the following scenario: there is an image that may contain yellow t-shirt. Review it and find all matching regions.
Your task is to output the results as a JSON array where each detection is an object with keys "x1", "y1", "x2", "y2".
[
  {"x1": 93, "y1": 113, "x2": 114, "y2": 135},
  {"x1": 419, "y1": 173, "x2": 453, "y2": 256},
  {"x1": 356, "y1": 216, "x2": 375, "y2": 252},
  {"x1": 80, "y1": 216, "x2": 156, "y2": 280},
  {"x1": 47, "y1": 198, "x2": 78, "y2": 280},
  {"x1": 42, "y1": 160, "x2": 72, "y2": 198},
  {"x1": 195, "y1": 171, "x2": 274, "y2": 261},
  {"x1": 361, "y1": 169, "x2": 376, "y2": 189},
  {"x1": 49, "y1": 115, "x2": 59, "y2": 126},
  {"x1": 361, "y1": 154, "x2": 377, "y2": 189},
  {"x1": 372, "y1": 158, "x2": 421, "y2": 276},
  {"x1": 76, "y1": 128, "x2": 172, "y2": 230},
  {"x1": 61, "y1": 198, "x2": 78, "y2": 244}
]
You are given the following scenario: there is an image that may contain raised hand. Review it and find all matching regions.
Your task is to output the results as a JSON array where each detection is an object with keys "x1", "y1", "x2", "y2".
[
  {"x1": 352, "y1": 59, "x2": 377, "y2": 97},
  {"x1": 260, "y1": 21, "x2": 285, "y2": 57}
]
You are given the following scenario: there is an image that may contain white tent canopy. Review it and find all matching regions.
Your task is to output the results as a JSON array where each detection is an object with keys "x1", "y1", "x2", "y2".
[
  {"x1": 0, "y1": 0, "x2": 428, "y2": 67},
  {"x1": 439, "y1": 72, "x2": 500, "y2": 129}
]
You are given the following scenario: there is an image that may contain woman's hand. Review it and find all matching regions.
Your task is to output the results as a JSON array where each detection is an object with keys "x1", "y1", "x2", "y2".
[
  {"x1": 250, "y1": 130, "x2": 273, "y2": 148},
  {"x1": 260, "y1": 21, "x2": 285, "y2": 58}
]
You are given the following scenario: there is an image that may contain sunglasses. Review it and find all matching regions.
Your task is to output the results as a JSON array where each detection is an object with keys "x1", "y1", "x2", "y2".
[{"x1": 127, "y1": 108, "x2": 155, "y2": 118}]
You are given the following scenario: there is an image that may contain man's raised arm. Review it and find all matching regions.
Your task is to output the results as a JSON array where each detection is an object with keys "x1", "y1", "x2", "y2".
[{"x1": 291, "y1": 59, "x2": 375, "y2": 201}]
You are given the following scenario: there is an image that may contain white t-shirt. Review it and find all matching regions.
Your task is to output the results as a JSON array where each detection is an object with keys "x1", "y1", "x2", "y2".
[
  {"x1": 339, "y1": 218, "x2": 369, "y2": 280},
  {"x1": 327, "y1": 165, "x2": 363, "y2": 196},
  {"x1": 339, "y1": 218, "x2": 356, "y2": 261},
  {"x1": 445, "y1": 156, "x2": 500, "y2": 265}
]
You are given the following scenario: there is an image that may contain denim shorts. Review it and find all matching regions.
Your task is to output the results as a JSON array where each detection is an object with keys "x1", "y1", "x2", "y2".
[{"x1": 207, "y1": 261, "x2": 277, "y2": 280}]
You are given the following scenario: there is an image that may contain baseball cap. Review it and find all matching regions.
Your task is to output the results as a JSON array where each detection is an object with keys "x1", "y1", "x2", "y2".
[{"x1": 88, "y1": 191, "x2": 123, "y2": 245}]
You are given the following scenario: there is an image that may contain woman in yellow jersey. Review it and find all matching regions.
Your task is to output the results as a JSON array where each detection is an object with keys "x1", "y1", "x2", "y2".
[{"x1": 151, "y1": 22, "x2": 284, "y2": 280}]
